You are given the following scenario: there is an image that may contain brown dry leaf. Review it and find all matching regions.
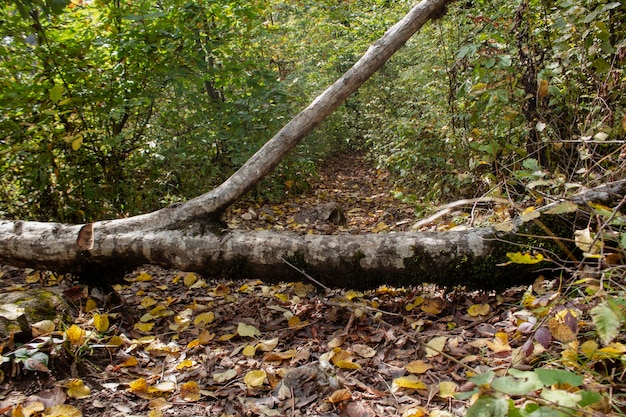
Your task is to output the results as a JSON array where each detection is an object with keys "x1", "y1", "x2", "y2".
[
  {"x1": 31, "y1": 320, "x2": 55, "y2": 336},
  {"x1": 421, "y1": 298, "x2": 444, "y2": 315},
  {"x1": 179, "y1": 381, "x2": 200, "y2": 402},
  {"x1": 263, "y1": 349, "x2": 298, "y2": 362},
  {"x1": 326, "y1": 388, "x2": 352, "y2": 404},
  {"x1": 213, "y1": 369, "x2": 238, "y2": 383},
  {"x1": 548, "y1": 310, "x2": 578, "y2": 343},
  {"x1": 350, "y1": 344, "x2": 376, "y2": 358},
  {"x1": 406, "y1": 360, "x2": 433, "y2": 374}
]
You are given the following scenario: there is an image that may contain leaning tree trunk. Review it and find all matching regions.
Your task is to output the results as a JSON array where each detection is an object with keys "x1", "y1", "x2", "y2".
[{"x1": 0, "y1": 0, "x2": 603, "y2": 290}]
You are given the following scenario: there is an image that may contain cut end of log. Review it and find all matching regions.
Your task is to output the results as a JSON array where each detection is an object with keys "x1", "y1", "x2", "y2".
[{"x1": 76, "y1": 223, "x2": 94, "y2": 251}]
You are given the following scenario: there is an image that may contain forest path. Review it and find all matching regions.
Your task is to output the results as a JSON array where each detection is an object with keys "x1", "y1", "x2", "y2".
[{"x1": 224, "y1": 151, "x2": 418, "y2": 234}]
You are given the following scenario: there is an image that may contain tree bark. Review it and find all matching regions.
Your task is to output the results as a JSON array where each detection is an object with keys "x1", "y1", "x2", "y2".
[{"x1": 0, "y1": 0, "x2": 556, "y2": 290}]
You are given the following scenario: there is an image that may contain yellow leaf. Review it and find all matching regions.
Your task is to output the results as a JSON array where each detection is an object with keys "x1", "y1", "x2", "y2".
[
  {"x1": 425, "y1": 336, "x2": 447, "y2": 357},
  {"x1": 66, "y1": 325, "x2": 85, "y2": 347},
  {"x1": 183, "y1": 273, "x2": 198, "y2": 287},
  {"x1": 468, "y1": 303, "x2": 490, "y2": 317},
  {"x1": 335, "y1": 360, "x2": 361, "y2": 370},
  {"x1": 548, "y1": 317, "x2": 577, "y2": 343},
  {"x1": 438, "y1": 381, "x2": 457, "y2": 399},
  {"x1": 71, "y1": 136, "x2": 83, "y2": 151},
  {"x1": 42, "y1": 404, "x2": 82, "y2": 417},
  {"x1": 393, "y1": 375, "x2": 427, "y2": 390},
  {"x1": 135, "y1": 272, "x2": 153, "y2": 282},
  {"x1": 84, "y1": 299, "x2": 98, "y2": 312},
  {"x1": 108, "y1": 335, "x2": 124, "y2": 347},
  {"x1": 405, "y1": 296, "x2": 424, "y2": 312},
  {"x1": 134, "y1": 322, "x2": 155, "y2": 332},
  {"x1": 193, "y1": 312, "x2": 215, "y2": 327},
  {"x1": 486, "y1": 332, "x2": 511, "y2": 353},
  {"x1": 93, "y1": 313, "x2": 109, "y2": 332},
  {"x1": 345, "y1": 290, "x2": 364, "y2": 301},
  {"x1": 140, "y1": 297, "x2": 158, "y2": 309},
  {"x1": 326, "y1": 388, "x2": 352, "y2": 403},
  {"x1": 520, "y1": 207, "x2": 541, "y2": 222},
  {"x1": 120, "y1": 356, "x2": 138, "y2": 367},
  {"x1": 128, "y1": 378, "x2": 152, "y2": 399},
  {"x1": 494, "y1": 221, "x2": 515, "y2": 232},
  {"x1": 275, "y1": 293, "x2": 288, "y2": 302},
  {"x1": 219, "y1": 333, "x2": 236, "y2": 342},
  {"x1": 180, "y1": 381, "x2": 201, "y2": 402},
  {"x1": 505, "y1": 252, "x2": 545, "y2": 264},
  {"x1": 187, "y1": 339, "x2": 200, "y2": 349},
  {"x1": 237, "y1": 323, "x2": 261, "y2": 338},
  {"x1": 263, "y1": 349, "x2": 298, "y2": 361},
  {"x1": 243, "y1": 344, "x2": 257, "y2": 357},
  {"x1": 176, "y1": 359, "x2": 195, "y2": 370},
  {"x1": 243, "y1": 369, "x2": 267, "y2": 389},
  {"x1": 66, "y1": 378, "x2": 91, "y2": 399},
  {"x1": 288, "y1": 315, "x2": 302, "y2": 328},
  {"x1": 406, "y1": 360, "x2": 433, "y2": 374},
  {"x1": 148, "y1": 410, "x2": 163, "y2": 417}
]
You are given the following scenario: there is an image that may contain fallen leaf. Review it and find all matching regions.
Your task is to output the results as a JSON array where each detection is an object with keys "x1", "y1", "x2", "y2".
[
  {"x1": 425, "y1": 336, "x2": 447, "y2": 357},
  {"x1": 406, "y1": 360, "x2": 433, "y2": 374},
  {"x1": 42, "y1": 404, "x2": 82, "y2": 417},
  {"x1": 468, "y1": 303, "x2": 490, "y2": 317},
  {"x1": 237, "y1": 323, "x2": 261, "y2": 338},
  {"x1": 180, "y1": 381, "x2": 200, "y2": 402},
  {"x1": 66, "y1": 379, "x2": 91, "y2": 399},
  {"x1": 393, "y1": 375, "x2": 427, "y2": 390},
  {"x1": 326, "y1": 388, "x2": 352, "y2": 403},
  {"x1": 93, "y1": 314, "x2": 109, "y2": 332},
  {"x1": 438, "y1": 381, "x2": 457, "y2": 399},
  {"x1": 243, "y1": 369, "x2": 267, "y2": 389},
  {"x1": 65, "y1": 325, "x2": 85, "y2": 347}
]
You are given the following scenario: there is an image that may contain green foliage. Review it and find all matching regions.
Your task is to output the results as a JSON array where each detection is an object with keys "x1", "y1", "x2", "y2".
[
  {"x1": 462, "y1": 368, "x2": 603, "y2": 417},
  {"x1": 0, "y1": 0, "x2": 292, "y2": 220}
]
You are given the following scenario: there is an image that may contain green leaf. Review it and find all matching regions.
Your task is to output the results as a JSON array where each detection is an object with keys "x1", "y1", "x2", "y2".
[
  {"x1": 466, "y1": 396, "x2": 509, "y2": 417},
  {"x1": 540, "y1": 389, "x2": 581, "y2": 408},
  {"x1": 578, "y1": 390, "x2": 602, "y2": 407},
  {"x1": 534, "y1": 369, "x2": 582, "y2": 387},
  {"x1": 469, "y1": 371, "x2": 496, "y2": 386},
  {"x1": 491, "y1": 375, "x2": 539, "y2": 395},
  {"x1": 49, "y1": 84, "x2": 64, "y2": 104},
  {"x1": 590, "y1": 301, "x2": 622, "y2": 345}
]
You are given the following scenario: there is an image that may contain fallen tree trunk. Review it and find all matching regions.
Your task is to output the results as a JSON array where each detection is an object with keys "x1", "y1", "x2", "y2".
[{"x1": 0, "y1": 221, "x2": 538, "y2": 290}]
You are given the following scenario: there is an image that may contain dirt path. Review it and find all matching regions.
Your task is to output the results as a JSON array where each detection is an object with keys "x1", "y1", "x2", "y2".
[{"x1": 224, "y1": 151, "x2": 418, "y2": 233}]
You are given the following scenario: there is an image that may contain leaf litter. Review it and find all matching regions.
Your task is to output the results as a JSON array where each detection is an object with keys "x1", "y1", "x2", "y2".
[{"x1": 0, "y1": 152, "x2": 622, "y2": 416}]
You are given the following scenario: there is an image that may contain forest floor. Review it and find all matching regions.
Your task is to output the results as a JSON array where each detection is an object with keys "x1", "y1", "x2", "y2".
[{"x1": 0, "y1": 152, "x2": 617, "y2": 417}]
